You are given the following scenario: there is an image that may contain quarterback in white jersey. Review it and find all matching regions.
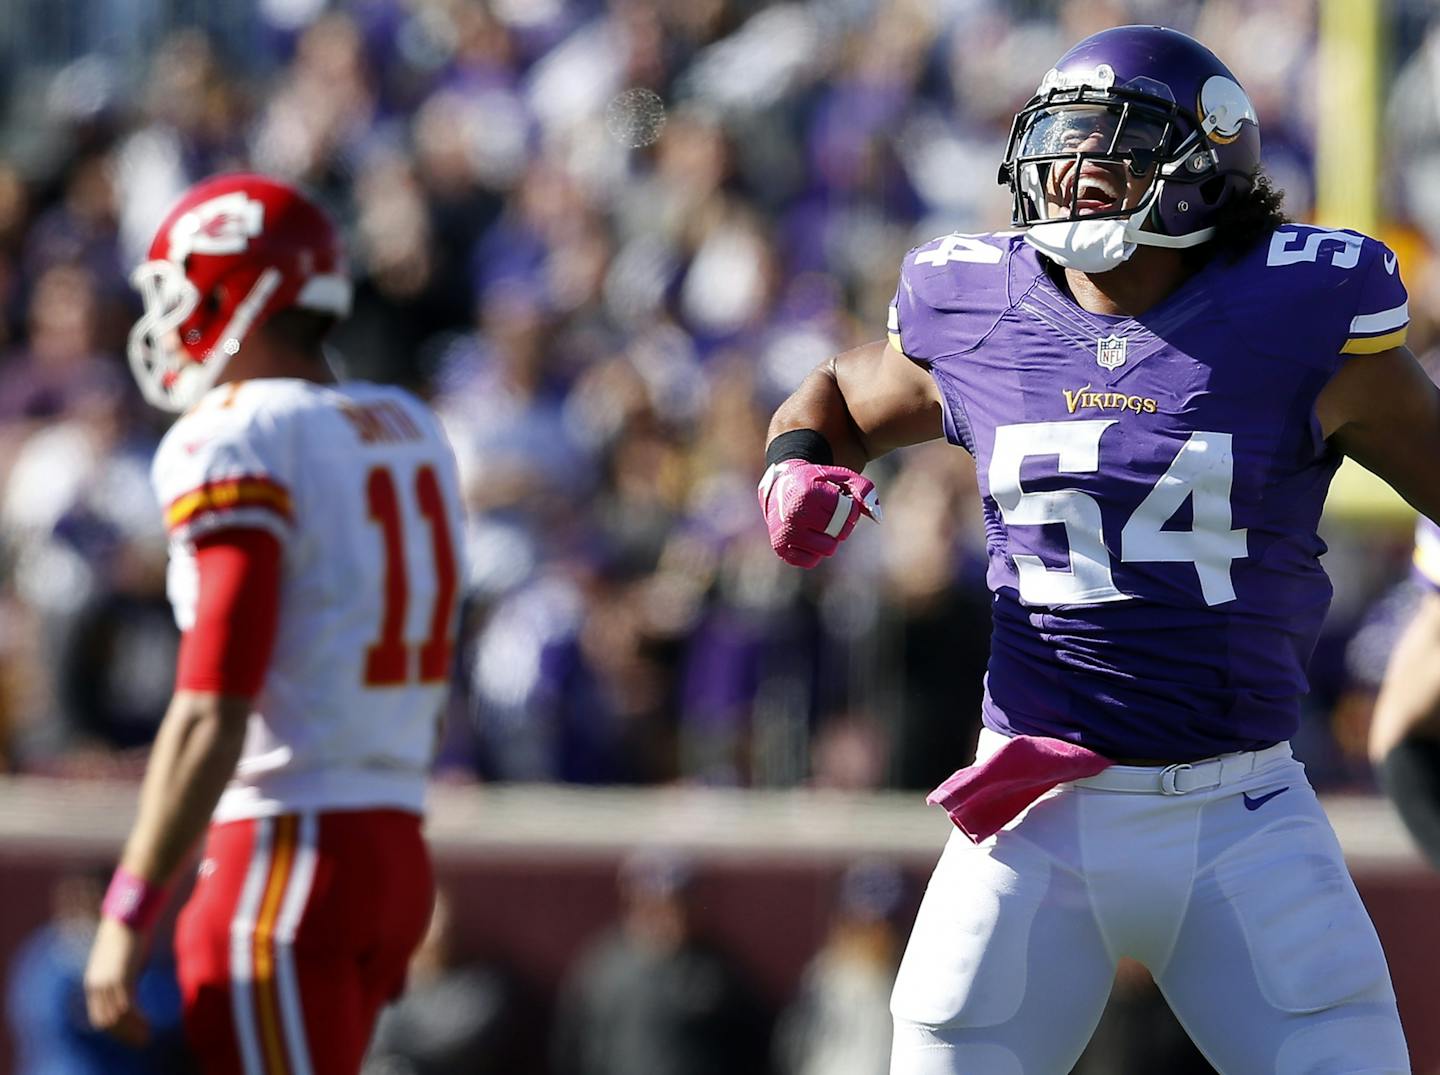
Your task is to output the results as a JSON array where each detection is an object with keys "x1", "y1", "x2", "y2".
[
  {"x1": 86, "y1": 173, "x2": 464, "y2": 1075},
  {"x1": 154, "y1": 377, "x2": 463, "y2": 822}
]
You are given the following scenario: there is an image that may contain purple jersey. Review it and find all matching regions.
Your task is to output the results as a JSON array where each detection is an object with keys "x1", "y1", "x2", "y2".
[{"x1": 889, "y1": 227, "x2": 1410, "y2": 759}]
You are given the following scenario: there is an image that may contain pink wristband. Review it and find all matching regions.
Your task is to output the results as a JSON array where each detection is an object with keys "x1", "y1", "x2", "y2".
[{"x1": 101, "y1": 867, "x2": 168, "y2": 932}]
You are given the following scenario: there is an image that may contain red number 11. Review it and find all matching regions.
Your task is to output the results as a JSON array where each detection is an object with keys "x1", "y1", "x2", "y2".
[{"x1": 364, "y1": 464, "x2": 459, "y2": 686}]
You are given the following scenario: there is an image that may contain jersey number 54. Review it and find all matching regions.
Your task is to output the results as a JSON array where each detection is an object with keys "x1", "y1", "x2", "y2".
[{"x1": 990, "y1": 420, "x2": 1247, "y2": 607}]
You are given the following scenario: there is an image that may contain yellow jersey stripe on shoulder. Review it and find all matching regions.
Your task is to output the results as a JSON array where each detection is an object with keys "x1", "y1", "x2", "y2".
[
  {"x1": 1341, "y1": 326, "x2": 1408, "y2": 355},
  {"x1": 165, "y1": 477, "x2": 293, "y2": 532}
]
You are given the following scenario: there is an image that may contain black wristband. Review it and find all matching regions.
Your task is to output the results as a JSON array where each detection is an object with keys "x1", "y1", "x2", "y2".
[{"x1": 765, "y1": 429, "x2": 833, "y2": 468}]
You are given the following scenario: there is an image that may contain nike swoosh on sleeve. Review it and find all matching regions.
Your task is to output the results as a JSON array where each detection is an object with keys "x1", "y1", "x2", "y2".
[{"x1": 1384, "y1": 251, "x2": 1397, "y2": 274}]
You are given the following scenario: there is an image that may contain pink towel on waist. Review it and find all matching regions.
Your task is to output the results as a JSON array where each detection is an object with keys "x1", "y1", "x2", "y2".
[{"x1": 927, "y1": 734, "x2": 1112, "y2": 842}]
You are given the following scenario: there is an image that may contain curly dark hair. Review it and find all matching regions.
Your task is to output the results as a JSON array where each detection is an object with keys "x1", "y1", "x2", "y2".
[{"x1": 1187, "y1": 169, "x2": 1289, "y2": 265}]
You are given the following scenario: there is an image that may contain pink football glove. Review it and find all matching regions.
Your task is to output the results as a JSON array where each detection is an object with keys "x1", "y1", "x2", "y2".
[{"x1": 758, "y1": 459, "x2": 881, "y2": 568}]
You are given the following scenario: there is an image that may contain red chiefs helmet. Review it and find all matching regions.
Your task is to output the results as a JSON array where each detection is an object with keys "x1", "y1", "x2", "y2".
[{"x1": 128, "y1": 173, "x2": 352, "y2": 412}]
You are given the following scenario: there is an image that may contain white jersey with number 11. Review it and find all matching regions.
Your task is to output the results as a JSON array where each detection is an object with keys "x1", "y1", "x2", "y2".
[{"x1": 152, "y1": 378, "x2": 466, "y2": 822}]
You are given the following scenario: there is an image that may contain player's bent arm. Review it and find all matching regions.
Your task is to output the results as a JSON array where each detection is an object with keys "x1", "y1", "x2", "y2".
[
  {"x1": 760, "y1": 340, "x2": 942, "y2": 567},
  {"x1": 1370, "y1": 591, "x2": 1440, "y2": 761},
  {"x1": 1316, "y1": 345, "x2": 1440, "y2": 523},
  {"x1": 767, "y1": 339, "x2": 945, "y2": 472}
]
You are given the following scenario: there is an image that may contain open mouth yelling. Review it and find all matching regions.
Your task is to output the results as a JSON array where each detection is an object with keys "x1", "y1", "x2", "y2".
[{"x1": 1061, "y1": 163, "x2": 1125, "y2": 216}]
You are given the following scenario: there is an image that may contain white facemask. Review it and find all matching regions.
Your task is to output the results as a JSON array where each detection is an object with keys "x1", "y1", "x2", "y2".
[{"x1": 1024, "y1": 217, "x2": 1136, "y2": 273}]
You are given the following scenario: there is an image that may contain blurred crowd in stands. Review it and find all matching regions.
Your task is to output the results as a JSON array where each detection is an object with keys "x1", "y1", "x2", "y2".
[
  {"x1": 1, "y1": 0, "x2": 1439, "y2": 799},
  {"x1": 12, "y1": 2, "x2": 1440, "y2": 1071}
]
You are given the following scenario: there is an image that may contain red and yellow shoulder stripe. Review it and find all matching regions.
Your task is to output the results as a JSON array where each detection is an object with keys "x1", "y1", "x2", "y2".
[{"x1": 165, "y1": 475, "x2": 292, "y2": 533}]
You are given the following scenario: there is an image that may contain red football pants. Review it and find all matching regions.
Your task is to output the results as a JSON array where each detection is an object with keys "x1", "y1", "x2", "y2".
[{"x1": 175, "y1": 810, "x2": 434, "y2": 1075}]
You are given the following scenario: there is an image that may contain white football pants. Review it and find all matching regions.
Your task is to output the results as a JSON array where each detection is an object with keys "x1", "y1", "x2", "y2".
[{"x1": 890, "y1": 729, "x2": 1410, "y2": 1074}]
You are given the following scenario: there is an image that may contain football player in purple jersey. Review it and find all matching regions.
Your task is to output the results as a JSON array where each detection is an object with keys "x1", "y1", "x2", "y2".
[
  {"x1": 1371, "y1": 518, "x2": 1440, "y2": 869},
  {"x1": 760, "y1": 25, "x2": 1434, "y2": 1074}
]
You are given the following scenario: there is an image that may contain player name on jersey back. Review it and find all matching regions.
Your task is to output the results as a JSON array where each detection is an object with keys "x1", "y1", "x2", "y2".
[
  {"x1": 340, "y1": 399, "x2": 425, "y2": 444},
  {"x1": 153, "y1": 378, "x2": 467, "y2": 821}
]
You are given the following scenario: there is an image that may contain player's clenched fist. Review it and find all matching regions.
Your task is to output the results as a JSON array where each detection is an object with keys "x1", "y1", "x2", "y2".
[{"x1": 758, "y1": 459, "x2": 881, "y2": 568}]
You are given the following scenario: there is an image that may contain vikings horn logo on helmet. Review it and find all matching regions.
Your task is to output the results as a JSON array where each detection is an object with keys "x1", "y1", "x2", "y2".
[{"x1": 998, "y1": 25, "x2": 1261, "y2": 271}]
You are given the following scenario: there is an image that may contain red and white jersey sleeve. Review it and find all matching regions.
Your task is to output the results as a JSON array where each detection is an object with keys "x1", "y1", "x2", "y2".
[
  {"x1": 154, "y1": 389, "x2": 297, "y2": 634},
  {"x1": 153, "y1": 379, "x2": 467, "y2": 822}
]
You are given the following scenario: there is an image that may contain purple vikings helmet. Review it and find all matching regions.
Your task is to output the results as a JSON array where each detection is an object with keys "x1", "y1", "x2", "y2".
[{"x1": 998, "y1": 26, "x2": 1260, "y2": 269}]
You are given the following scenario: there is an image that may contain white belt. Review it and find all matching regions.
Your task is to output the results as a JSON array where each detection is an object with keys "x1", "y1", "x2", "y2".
[{"x1": 1072, "y1": 741, "x2": 1293, "y2": 796}]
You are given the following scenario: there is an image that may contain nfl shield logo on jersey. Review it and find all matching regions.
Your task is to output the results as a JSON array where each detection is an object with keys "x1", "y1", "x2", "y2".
[{"x1": 1096, "y1": 334, "x2": 1128, "y2": 370}]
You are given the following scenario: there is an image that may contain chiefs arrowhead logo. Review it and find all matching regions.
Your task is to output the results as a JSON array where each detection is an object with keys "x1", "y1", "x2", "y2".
[{"x1": 168, "y1": 192, "x2": 265, "y2": 262}]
